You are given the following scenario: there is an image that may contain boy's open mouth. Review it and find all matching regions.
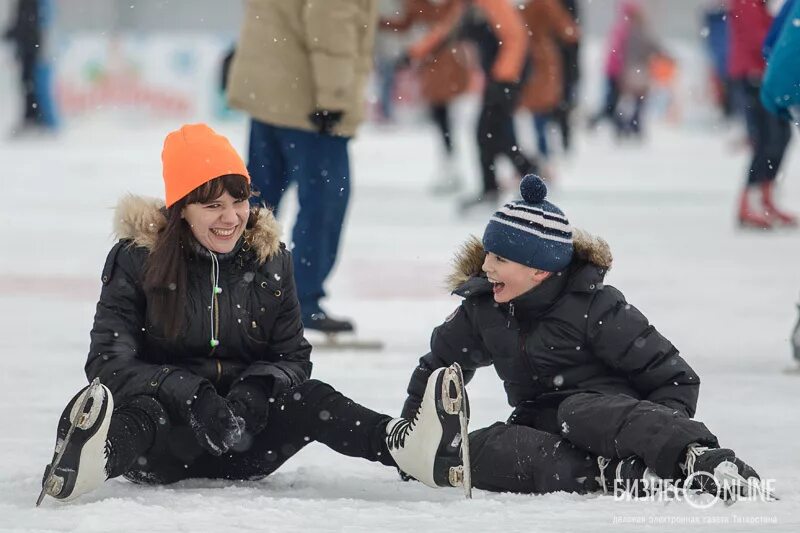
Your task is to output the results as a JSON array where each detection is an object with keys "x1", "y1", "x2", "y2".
[{"x1": 490, "y1": 280, "x2": 505, "y2": 296}]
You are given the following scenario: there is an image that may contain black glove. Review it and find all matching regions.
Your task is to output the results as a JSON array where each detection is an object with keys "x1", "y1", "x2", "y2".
[
  {"x1": 308, "y1": 109, "x2": 344, "y2": 135},
  {"x1": 189, "y1": 385, "x2": 243, "y2": 456},
  {"x1": 226, "y1": 379, "x2": 271, "y2": 437},
  {"x1": 484, "y1": 80, "x2": 520, "y2": 112}
]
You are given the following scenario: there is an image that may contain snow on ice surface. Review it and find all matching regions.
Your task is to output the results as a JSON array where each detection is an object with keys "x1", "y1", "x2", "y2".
[{"x1": 2, "y1": 115, "x2": 800, "y2": 532}]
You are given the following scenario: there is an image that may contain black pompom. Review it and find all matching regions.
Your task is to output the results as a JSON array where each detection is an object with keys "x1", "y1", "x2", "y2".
[{"x1": 520, "y1": 174, "x2": 547, "y2": 203}]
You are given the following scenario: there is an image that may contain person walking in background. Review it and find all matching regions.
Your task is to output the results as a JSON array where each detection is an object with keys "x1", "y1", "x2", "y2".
[
  {"x1": 518, "y1": 0, "x2": 580, "y2": 160},
  {"x1": 616, "y1": 4, "x2": 662, "y2": 138},
  {"x1": 729, "y1": 0, "x2": 795, "y2": 229},
  {"x1": 373, "y1": 0, "x2": 409, "y2": 124},
  {"x1": 551, "y1": 0, "x2": 581, "y2": 155},
  {"x1": 761, "y1": 0, "x2": 800, "y2": 124},
  {"x1": 381, "y1": 0, "x2": 473, "y2": 194},
  {"x1": 587, "y1": 1, "x2": 636, "y2": 132},
  {"x1": 3, "y1": 0, "x2": 54, "y2": 135},
  {"x1": 227, "y1": 0, "x2": 378, "y2": 334},
  {"x1": 703, "y1": 1, "x2": 735, "y2": 120},
  {"x1": 402, "y1": 0, "x2": 539, "y2": 211}
]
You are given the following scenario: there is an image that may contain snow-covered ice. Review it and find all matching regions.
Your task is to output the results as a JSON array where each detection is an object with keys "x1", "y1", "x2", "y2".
[{"x1": 1, "y1": 110, "x2": 800, "y2": 532}]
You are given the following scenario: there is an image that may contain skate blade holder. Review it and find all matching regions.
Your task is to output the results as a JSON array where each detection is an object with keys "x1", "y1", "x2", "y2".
[{"x1": 440, "y1": 368, "x2": 463, "y2": 415}]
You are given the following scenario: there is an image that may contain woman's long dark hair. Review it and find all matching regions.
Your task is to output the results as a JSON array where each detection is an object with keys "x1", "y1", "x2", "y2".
[{"x1": 143, "y1": 174, "x2": 257, "y2": 339}]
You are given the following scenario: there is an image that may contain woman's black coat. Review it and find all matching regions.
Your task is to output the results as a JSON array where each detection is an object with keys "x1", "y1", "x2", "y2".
[{"x1": 85, "y1": 195, "x2": 311, "y2": 422}]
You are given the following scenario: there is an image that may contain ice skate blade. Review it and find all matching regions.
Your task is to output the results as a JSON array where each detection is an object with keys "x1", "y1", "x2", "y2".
[
  {"x1": 309, "y1": 332, "x2": 384, "y2": 351},
  {"x1": 36, "y1": 378, "x2": 103, "y2": 507}
]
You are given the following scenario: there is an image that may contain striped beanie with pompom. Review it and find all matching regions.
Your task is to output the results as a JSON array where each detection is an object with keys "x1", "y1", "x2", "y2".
[{"x1": 482, "y1": 175, "x2": 573, "y2": 272}]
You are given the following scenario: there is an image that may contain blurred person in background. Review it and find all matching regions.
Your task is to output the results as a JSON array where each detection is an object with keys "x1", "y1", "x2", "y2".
[
  {"x1": 729, "y1": 0, "x2": 795, "y2": 229},
  {"x1": 227, "y1": 0, "x2": 379, "y2": 334},
  {"x1": 3, "y1": 0, "x2": 56, "y2": 135},
  {"x1": 518, "y1": 0, "x2": 580, "y2": 160},
  {"x1": 616, "y1": 3, "x2": 663, "y2": 139},
  {"x1": 551, "y1": 0, "x2": 581, "y2": 155},
  {"x1": 401, "y1": 0, "x2": 539, "y2": 211},
  {"x1": 587, "y1": 0, "x2": 635, "y2": 131},
  {"x1": 373, "y1": 0, "x2": 409, "y2": 124},
  {"x1": 761, "y1": 0, "x2": 800, "y2": 124},
  {"x1": 703, "y1": 1, "x2": 735, "y2": 120},
  {"x1": 382, "y1": 0, "x2": 473, "y2": 194}
]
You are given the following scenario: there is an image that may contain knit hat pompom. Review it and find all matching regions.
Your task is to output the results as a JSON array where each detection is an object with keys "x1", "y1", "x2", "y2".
[
  {"x1": 520, "y1": 174, "x2": 547, "y2": 204},
  {"x1": 482, "y1": 175, "x2": 573, "y2": 272}
]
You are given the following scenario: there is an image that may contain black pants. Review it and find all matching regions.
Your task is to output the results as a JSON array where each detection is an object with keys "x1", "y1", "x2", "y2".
[
  {"x1": 430, "y1": 103, "x2": 453, "y2": 155},
  {"x1": 19, "y1": 51, "x2": 43, "y2": 124},
  {"x1": 122, "y1": 380, "x2": 394, "y2": 484},
  {"x1": 477, "y1": 91, "x2": 537, "y2": 194},
  {"x1": 738, "y1": 77, "x2": 792, "y2": 186},
  {"x1": 469, "y1": 392, "x2": 718, "y2": 494}
]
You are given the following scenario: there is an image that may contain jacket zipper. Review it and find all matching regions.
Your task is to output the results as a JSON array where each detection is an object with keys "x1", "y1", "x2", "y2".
[{"x1": 510, "y1": 301, "x2": 539, "y2": 384}]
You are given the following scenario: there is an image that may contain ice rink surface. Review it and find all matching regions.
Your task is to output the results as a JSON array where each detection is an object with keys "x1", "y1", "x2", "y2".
[{"x1": 1, "y1": 111, "x2": 800, "y2": 532}]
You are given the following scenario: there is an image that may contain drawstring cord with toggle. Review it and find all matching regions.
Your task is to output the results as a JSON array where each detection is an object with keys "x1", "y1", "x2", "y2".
[{"x1": 209, "y1": 251, "x2": 221, "y2": 349}]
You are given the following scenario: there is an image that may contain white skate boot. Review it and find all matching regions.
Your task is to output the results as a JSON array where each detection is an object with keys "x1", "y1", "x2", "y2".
[
  {"x1": 386, "y1": 363, "x2": 471, "y2": 497},
  {"x1": 37, "y1": 379, "x2": 113, "y2": 505}
]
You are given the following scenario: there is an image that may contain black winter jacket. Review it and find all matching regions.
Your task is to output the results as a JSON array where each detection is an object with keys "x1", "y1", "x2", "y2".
[
  {"x1": 85, "y1": 195, "x2": 312, "y2": 423},
  {"x1": 402, "y1": 232, "x2": 700, "y2": 424}
]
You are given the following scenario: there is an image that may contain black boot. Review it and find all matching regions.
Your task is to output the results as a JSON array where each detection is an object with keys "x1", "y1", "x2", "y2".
[
  {"x1": 303, "y1": 309, "x2": 354, "y2": 334},
  {"x1": 681, "y1": 445, "x2": 763, "y2": 501}
]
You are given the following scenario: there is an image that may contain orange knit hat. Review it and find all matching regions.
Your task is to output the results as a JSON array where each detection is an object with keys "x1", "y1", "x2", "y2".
[{"x1": 161, "y1": 123, "x2": 250, "y2": 207}]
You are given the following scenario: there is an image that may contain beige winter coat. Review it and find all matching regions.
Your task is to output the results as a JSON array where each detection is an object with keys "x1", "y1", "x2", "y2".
[{"x1": 227, "y1": 0, "x2": 378, "y2": 137}]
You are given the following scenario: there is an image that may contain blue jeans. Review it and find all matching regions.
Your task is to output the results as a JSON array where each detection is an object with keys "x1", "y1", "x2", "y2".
[{"x1": 247, "y1": 120, "x2": 351, "y2": 317}]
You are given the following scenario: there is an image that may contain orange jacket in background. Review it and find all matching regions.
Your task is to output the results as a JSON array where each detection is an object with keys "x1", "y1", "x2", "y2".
[
  {"x1": 408, "y1": 0, "x2": 528, "y2": 83},
  {"x1": 519, "y1": 0, "x2": 580, "y2": 113}
]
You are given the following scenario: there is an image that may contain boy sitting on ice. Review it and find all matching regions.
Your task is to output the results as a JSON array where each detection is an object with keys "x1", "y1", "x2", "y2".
[{"x1": 401, "y1": 174, "x2": 764, "y2": 498}]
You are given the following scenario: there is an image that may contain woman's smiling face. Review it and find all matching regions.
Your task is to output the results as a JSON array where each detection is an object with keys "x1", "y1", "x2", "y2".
[{"x1": 182, "y1": 191, "x2": 250, "y2": 253}]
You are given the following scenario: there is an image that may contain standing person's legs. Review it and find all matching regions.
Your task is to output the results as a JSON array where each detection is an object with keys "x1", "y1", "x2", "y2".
[
  {"x1": 732, "y1": 79, "x2": 774, "y2": 227},
  {"x1": 247, "y1": 119, "x2": 290, "y2": 213},
  {"x1": 759, "y1": 112, "x2": 795, "y2": 224},
  {"x1": 556, "y1": 392, "x2": 718, "y2": 479},
  {"x1": 280, "y1": 129, "x2": 351, "y2": 318},
  {"x1": 533, "y1": 113, "x2": 550, "y2": 159},
  {"x1": 476, "y1": 99, "x2": 503, "y2": 196},
  {"x1": 430, "y1": 103, "x2": 453, "y2": 155},
  {"x1": 20, "y1": 52, "x2": 41, "y2": 125},
  {"x1": 468, "y1": 422, "x2": 600, "y2": 494}
]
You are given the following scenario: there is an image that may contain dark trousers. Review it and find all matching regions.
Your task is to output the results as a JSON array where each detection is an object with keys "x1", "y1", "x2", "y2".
[
  {"x1": 468, "y1": 392, "x2": 718, "y2": 494},
  {"x1": 477, "y1": 92, "x2": 537, "y2": 194},
  {"x1": 738, "y1": 78, "x2": 792, "y2": 185},
  {"x1": 430, "y1": 103, "x2": 453, "y2": 154},
  {"x1": 247, "y1": 120, "x2": 351, "y2": 317},
  {"x1": 590, "y1": 76, "x2": 621, "y2": 128},
  {"x1": 19, "y1": 52, "x2": 43, "y2": 124},
  {"x1": 123, "y1": 380, "x2": 394, "y2": 484}
]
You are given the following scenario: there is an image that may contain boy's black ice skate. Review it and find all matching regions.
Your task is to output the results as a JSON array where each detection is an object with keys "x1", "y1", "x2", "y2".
[
  {"x1": 37, "y1": 379, "x2": 113, "y2": 505},
  {"x1": 682, "y1": 445, "x2": 776, "y2": 502},
  {"x1": 303, "y1": 310, "x2": 354, "y2": 334},
  {"x1": 386, "y1": 363, "x2": 472, "y2": 498}
]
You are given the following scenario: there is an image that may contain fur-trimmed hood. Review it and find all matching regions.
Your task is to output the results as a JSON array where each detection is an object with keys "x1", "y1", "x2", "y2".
[
  {"x1": 446, "y1": 229, "x2": 613, "y2": 292},
  {"x1": 112, "y1": 194, "x2": 283, "y2": 264}
]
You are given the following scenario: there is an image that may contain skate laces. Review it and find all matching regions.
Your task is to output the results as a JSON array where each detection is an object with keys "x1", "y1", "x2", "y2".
[
  {"x1": 597, "y1": 457, "x2": 612, "y2": 494},
  {"x1": 386, "y1": 419, "x2": 411, "y2": 449},
  {"x1": 683, "y1": 444, "x2": 710, "y2": 477}
]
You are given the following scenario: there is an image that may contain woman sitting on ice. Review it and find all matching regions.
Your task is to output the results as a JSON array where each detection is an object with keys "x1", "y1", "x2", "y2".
[{"x1": 39, "y1": 124, "x2": 469, "y2": 503}]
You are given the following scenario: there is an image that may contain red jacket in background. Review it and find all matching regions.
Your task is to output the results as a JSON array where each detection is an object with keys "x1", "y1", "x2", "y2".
[{"x1": 728, "y1": 0, "x2": 772, "y2": 79}]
